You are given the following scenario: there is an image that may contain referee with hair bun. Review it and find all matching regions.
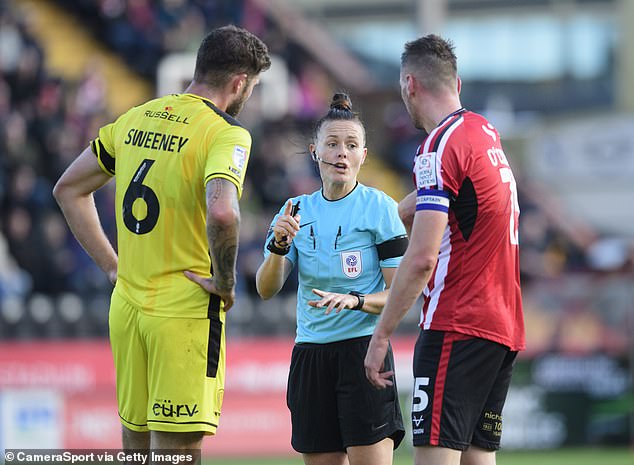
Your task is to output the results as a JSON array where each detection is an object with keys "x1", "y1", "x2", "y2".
[{"x1": 256, "y1": 92, "x2": 407, "y2": 465}]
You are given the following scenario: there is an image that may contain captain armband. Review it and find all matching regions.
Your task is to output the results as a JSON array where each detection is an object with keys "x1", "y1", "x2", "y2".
[{"x1": 416, "y1": 188, "x2": 450, "y2": 213}]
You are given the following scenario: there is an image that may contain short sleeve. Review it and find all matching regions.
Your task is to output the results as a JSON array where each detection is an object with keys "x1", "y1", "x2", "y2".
[
  {"x1": 91, "y1": 122, "x2": 117, "y2": 176},
  {"x1": 204, "y1": 125, "x2": 252, "y2": 199},
  {"x1": 375, "y1": 195, "x2": 407, "y2": 268}
]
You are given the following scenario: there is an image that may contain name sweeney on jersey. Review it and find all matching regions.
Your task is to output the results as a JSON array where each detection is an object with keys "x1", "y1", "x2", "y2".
[{"x1": 124, "y1": 128, "x2": 189, "y2": 153}]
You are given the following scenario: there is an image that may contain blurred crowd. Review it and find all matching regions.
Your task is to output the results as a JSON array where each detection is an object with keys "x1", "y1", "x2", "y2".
[
  {"x1": 56, "y1": 0, "x2": 246, "y2": 78},
  {"x1": 0, "y1": 0, "x2": 333, "y2": 339},
  {"x1": 0, "y1": 1, "x2": 632, "y2": 348}
]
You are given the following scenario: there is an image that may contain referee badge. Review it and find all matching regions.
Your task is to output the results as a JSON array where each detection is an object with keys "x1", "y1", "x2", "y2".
[{"x1": 341, "y1": 251, "x2": 362, "y2": 278}]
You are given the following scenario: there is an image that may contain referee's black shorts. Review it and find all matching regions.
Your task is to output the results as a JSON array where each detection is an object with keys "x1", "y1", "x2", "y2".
[{"x1": 287, "y1": 335, "x2": 405, "y2": 453}]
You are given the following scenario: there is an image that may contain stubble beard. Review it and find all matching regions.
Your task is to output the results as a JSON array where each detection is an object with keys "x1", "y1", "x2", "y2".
[{"x1": 226, "y1": 87, "x2": 249, "y2": 117}]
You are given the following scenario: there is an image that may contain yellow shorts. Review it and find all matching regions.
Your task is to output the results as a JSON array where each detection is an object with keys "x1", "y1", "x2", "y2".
[{"x1": 109, "y1": 289, "x2": 226, "y2": 434}]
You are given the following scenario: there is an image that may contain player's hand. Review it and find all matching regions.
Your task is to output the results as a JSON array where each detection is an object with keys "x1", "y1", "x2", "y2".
[
  {"x1": 273, "y1": 200, "x2": 301, "y2": 246},
  {"x1": 183, "y1": 271, "x2": 235, "y2": 311},
  {"x1": 364, "y1": 334, "x2": 394, "y2": 389},
  {"x1": 308, "y1": 288, "x2": 359, "y2": 315}
]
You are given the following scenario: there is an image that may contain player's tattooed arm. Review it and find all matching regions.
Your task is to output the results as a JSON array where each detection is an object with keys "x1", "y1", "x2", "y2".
[
  {"x1": 206, "y1": 178, "x2": 240, "y2": 292},
  {"x1": 184, "y1": 178, "x2": 240, "y2": 310}
]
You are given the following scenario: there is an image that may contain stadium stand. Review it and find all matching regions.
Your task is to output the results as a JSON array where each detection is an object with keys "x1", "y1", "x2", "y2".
[{"x1": 1, "y1": 0, "x2": 632, "y2": 347}]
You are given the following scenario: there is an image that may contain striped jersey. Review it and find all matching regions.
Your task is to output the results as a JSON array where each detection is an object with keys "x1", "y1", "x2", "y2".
[
  {"x1": 413, "y1": 108, "x2": 525, "y2": 350},
  {"x1": 92, "y1": 93, "x2": 252, "y2": 318}
]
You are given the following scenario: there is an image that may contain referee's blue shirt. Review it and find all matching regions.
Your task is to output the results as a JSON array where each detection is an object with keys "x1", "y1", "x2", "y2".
[{"x1": 264, "y1": 183, "x2": 406, "y2": 344}]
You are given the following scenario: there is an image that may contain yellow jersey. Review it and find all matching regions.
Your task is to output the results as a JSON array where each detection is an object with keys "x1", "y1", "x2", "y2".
[{"x1": 92, "y1": 93, "x2": 251, "y2": 318}]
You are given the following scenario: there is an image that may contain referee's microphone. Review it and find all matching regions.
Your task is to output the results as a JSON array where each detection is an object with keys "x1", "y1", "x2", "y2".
[{"x1": 312, "y1": 151, "x2": 338, "y2": 167}]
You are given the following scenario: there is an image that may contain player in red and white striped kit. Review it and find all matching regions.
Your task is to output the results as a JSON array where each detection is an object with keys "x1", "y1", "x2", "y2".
[{"x1": 365, "y1": 35, "x2": 525, "y2": 465}]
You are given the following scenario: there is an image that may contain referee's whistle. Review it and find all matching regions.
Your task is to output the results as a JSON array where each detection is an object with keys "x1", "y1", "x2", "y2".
[
  {"x1": 290, "y1": 201, "x2": 300, "y2": 217},
  {"x1": 280, "y1": 201, "x2": 300, "y2": 244}
]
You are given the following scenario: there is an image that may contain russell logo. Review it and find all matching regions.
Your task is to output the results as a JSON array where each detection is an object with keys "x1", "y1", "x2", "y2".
[{"x1": 341, "y1": 251, "x2": 362, "y2": 278}]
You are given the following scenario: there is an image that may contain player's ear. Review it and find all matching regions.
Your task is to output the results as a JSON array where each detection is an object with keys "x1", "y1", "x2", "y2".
[
  {"x1": 456, "y1": 76, "x2": 462, "y2": 94},
  {"x1": 231, "y1": 73, "x2": 247, "y2": 94},
  {"x1": 406, "y1": 74, "x2": 417, "y2": 96}
]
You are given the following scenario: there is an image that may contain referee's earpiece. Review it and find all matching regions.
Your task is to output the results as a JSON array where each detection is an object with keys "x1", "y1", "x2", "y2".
[{"x1": 311, "y1": 151, "x2": 318, "y2": 162}]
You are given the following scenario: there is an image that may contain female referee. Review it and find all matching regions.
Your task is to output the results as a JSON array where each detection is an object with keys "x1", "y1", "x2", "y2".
[{"x1": 256, "y1": 93, "x2": 407, "y2": 465}]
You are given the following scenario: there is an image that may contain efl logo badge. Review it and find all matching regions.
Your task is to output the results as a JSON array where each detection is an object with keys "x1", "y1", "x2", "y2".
[
  {"x1": 415, "y1": 152, "x2": 437, "y2": 189},
  {"x1": 341, "y1": 251, "x2": 362, "y2": 278},
  {"x1": 233, "y1": 145, "x2": 247, "y2": 170}
]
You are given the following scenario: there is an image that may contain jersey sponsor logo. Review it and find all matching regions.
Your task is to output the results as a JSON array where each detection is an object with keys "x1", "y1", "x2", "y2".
[
  {"x1": 415, "y1": 152, "x2": 437, "y2": 189},
  {"x1": 152, "y1": 399, "x2": 199, "y2": 418},
  {"x1": 340, "y1": 251, "x2": 362, "y2": 278},
  {"x1": 233, "y1": 145, "x2": 247, "y2": 170},
  {"x1": 144, "y1": 109, "x2": 190, "y2": 124}
]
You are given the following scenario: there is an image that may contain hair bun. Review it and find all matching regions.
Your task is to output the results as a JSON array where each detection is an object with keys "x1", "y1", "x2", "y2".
[{"x1": 330, "y1": 92, "x2": 352, "y2": 112}]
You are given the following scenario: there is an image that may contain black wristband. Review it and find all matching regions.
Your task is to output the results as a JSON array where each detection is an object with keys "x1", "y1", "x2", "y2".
[
  {"x1": 348, "y1": 291, "x2": 365, "y2": 310},
  {"x1": 266, "y1": 236, "x2": 290, "y2": 256}
]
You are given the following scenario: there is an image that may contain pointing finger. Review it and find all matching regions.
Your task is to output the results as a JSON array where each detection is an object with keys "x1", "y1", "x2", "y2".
[{"x1": 283, "y1": 199, "x2": 293, "y2": 215}]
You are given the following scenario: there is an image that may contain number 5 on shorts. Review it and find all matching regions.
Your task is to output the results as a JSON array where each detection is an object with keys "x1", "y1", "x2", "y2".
[{"x1": 412, "y1": 376, "x2": 430, "y2": 413}]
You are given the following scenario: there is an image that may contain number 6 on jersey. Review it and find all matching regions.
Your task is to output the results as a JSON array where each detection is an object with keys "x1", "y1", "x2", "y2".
[{"x1": 123, "y1": 159, "x2": 160, "y2": 235}]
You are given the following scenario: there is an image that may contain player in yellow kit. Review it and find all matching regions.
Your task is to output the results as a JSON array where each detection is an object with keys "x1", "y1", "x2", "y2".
[{"x1": 53, "y1": 25, "x2": 270, "y2": 451}]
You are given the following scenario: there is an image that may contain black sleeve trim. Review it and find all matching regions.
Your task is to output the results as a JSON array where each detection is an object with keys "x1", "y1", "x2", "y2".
[
  {"x1": 91, "y1": 139, "x2": 115, "y2": 175},
  {"x1": 204, "y1": 172, "x2": 240, "y2": 184},
  {"x1": 377, "y1": 235, "x2": 408, "y2": 261}
]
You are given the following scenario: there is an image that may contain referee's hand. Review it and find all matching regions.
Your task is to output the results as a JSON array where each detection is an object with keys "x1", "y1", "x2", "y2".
[
  {"x1": 308, "y1": 288, "x2": 358, "y2": 314},
  {"x1": 184, "y1": 271, "x2": 235, "y2": 311},
  {"x1": 364, "y1": 334, "x2": 394, "y2": 389},
  {"x1": 273, "y1": 199, "x2": 300, "y2": 245}
]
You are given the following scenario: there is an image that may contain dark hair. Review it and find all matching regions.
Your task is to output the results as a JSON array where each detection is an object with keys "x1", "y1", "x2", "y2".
[
  {"x1": 313, "y1": 92, "x2": 365, "y2": 142},
  {"x1": 401, "y1": 34, "x2": 457, "y2": 91},
  {"x1": 194, "y1": 25, "x2": 271, "y2": 89}
]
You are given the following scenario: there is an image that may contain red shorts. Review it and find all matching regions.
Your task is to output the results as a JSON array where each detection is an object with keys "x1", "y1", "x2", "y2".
[{"x1": 411, "y1": 330, "x2": 517, "y2": 451}]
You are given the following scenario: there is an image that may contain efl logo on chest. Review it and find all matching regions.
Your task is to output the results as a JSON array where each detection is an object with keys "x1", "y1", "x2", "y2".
[{"x1": 340, "y1": 251, "x2": 362, "y2": 278}]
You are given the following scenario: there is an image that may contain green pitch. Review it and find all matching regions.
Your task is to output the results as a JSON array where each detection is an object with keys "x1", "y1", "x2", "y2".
[{"x1": 205, "y1": 448, "x2": 634, "y2": 465}]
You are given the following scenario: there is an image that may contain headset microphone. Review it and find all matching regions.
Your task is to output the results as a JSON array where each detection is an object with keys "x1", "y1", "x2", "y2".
[{"x1": 312, "y1": 152, "x2": 338, "y2": 167}]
